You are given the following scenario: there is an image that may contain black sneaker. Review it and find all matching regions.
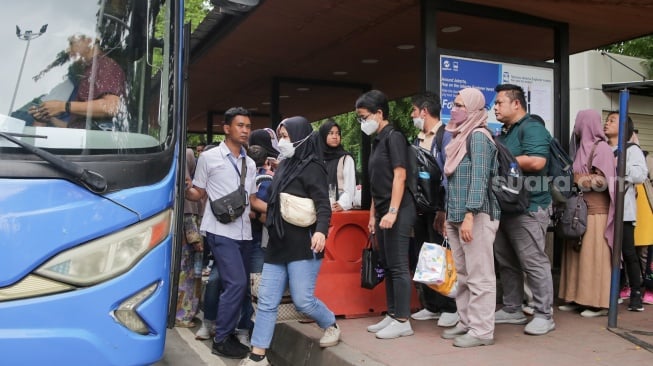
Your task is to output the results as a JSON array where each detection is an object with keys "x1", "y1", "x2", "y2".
[
  {"x1": 229, "y1": 333, "x2": 250, "y2": 351},
  {"x1": 628, "y1": 291, "x2": 644, "y2": 312},
  {"x1": 211, "y1": 337, "x2": 248, "y2": 359}
]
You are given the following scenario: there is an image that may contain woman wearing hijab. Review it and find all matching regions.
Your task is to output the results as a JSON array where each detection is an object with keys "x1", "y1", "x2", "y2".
[
  {"x1": 355, "y1": 89, "x2": 417, "y2": 339},
  {"x1": 558, "y1": 109, "x2": 616, "y2": 317},
  {"x1": 440, "y1": 88, "x2": 500, "y2": 348},
  {"x1": 241, "y1": 117, "x2": 338, "y2": 366},
  {"x1": 249, "y1": 128, "x2": 280, "y2": 159},
  {"x1": 318, "y1": 119, "x2": 356, "y2": 211}
]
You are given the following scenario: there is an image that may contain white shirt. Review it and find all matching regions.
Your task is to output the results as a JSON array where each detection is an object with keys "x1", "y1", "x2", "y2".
[
  {"x1": 193, "y1": 142, "x2": 257, "y2": 240},
  {"x1": 337, "y1": 155, "x2": 357, "y2": 211},
  {"x1": 613, "y1": 144, "x2": 649, "y2": 222}
]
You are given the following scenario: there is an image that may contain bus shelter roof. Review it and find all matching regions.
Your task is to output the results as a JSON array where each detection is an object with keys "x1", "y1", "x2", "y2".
[{"x1": 187, "y1": 0, "x2": 653, "y2": 132}]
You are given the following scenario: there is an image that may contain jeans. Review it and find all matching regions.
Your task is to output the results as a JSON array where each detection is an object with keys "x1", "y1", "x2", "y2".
[
  {"x1": 203, "y1": 240, "x2": 264, "y2": 332},
  {"x1": 250, "y1": 258, "x2": 335, "y2": 349},
  {"x1": 206, "y1": 233, "x2": 252, "y2": 342},
  {"x1": 376, "y1": 208, "x2": 416, "y2": 318}
]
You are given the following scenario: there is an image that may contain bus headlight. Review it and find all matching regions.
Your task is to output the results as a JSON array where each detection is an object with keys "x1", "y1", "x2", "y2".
[
  {"x1": 35, "y1": 210, "x2": 172, "y2": 286},
  {"x1": 113, "y1": 282, "x2": 159, "y2": 334}
]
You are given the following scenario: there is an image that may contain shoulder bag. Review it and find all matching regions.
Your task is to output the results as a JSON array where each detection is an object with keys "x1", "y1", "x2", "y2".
[
  {"x1": 210, "y1": 159, "x2": 248, "y2": 224},
  {"x1": 279, "y1": 192, "x2": 316, "y2": 227}
]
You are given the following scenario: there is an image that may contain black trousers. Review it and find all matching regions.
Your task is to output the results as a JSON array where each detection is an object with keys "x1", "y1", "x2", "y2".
[
  {"x1": 411, "y1": 212, "x2": 457, "y2": 313},
  {"x1": 622, "y1": 221, "x2": 642, "y2": 292}
]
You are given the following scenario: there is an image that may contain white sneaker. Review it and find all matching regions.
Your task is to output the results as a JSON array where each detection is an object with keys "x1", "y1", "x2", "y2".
[
  {"x1": 580, "y1": 309, "x2": 608, "y2": 318},
  {"x1": 557, "y1": 303, "x2": 579, "y2": 312},
  {"x1": 410, "y1": 308, "x2": 441, "y2": 320},
  {"x1": 441, "y1": 323, "x2": 467, "y2": 339},
  {"x1": 195, "y1": 321, "x2": 212, "y2": 340},
  {"x1": 238, "y1": 356, "x2": 269, "y2": 366},
  {"x1": 367, "y1": 315, "x2": 393, "y2": 333},
  {"x1": 375, "y1": 319, "x2": 414, "y2": 339},
  {"x1": 319, "y1": 324, "x2": 340, "y2": 347},
  {"x1": 235, "y1": 328, "x2": 251, "y2": 348},
  {"x1": 437, "y1": 312, "x2": 459, "y2": 327}
]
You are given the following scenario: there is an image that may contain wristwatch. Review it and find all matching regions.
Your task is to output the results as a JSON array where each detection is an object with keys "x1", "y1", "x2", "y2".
[{"x1": 388, "y1": 207, "x2": 398, "y2": 214}]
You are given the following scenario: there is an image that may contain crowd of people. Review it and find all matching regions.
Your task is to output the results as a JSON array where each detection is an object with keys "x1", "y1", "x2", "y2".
[{"x1": 177, "y1": 85, "x2": 653, "y2": 365}]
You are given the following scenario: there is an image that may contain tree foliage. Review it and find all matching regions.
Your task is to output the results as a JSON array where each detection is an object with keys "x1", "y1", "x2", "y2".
[{"x1": 604, "y1": 35, "x2": 653, "y2": 78}]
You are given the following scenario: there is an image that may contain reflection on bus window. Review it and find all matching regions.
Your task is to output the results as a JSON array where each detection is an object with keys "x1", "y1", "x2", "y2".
[{"x1": 27, "y1": 34, "x2": 126, "y2": 130}]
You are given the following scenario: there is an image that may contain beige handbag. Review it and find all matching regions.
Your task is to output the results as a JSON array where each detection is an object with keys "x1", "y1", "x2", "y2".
[
  {"x1": 250, "y1": 273, "x2": 309, "y2": 323},
  {"x1": 279, "y1": 192, "x2": 316, "y2": 227}
]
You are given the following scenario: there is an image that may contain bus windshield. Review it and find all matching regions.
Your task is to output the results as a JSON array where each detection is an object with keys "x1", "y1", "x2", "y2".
[{"x1": 0, "y1": 0, "x2": 168, "y2": 153}]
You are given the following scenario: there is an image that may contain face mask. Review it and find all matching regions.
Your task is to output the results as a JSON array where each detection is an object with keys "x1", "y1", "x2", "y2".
[
  {"x1": 449, "y1": 109, "x2": 468, "y2": 126},
  {"x1": 277, "y1": 139, "x2": 295, "y2": 159},
  {"x1": 360, "y1": 119, "x2": 379, "y2": 136},
  {"x1": 412, "y1": 117, "x2": 424, "y2": 130}
]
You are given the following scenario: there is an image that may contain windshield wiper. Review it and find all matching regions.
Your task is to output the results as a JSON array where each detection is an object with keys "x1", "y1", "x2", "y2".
[{"x1": 0, "y1": 131, "x2": 107, "y2": 193}]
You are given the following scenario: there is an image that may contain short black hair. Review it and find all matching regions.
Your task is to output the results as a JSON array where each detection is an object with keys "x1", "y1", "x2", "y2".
[
  {"x1": 607, "y1": 111, "x2": 635, "y2": 140},
  {"x1": 224, "y1": 107, "x2": 250, "y2": 125},
  {"x1": 247, "y1": 145, "x2": 267, "y2": 167},
  {"x1": 355, "y1": 90, "x2": 389, "y2": 120},
  {"x1": 411, "y1": 91, "x2": 442, "y2": 118},
  {"x1": 495, "y1": 84, "x2": 527, "y2": 111}
]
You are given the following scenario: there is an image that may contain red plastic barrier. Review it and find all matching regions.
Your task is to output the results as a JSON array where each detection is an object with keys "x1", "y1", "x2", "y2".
[{"x1": 314, "y1": 210, "x2": 420, "y2": 318}]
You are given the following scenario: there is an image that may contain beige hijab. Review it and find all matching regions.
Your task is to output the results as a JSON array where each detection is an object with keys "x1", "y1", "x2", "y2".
[{"x1": 443, "y1": 88, "x2": 492, "y2": 176}]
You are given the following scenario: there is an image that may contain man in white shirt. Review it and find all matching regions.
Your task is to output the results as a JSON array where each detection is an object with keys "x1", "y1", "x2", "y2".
[{"x1": 186, "y1": 107, "x2": 267, "y2": 359}]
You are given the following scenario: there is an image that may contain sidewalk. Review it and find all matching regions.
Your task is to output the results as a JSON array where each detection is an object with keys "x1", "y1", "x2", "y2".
[{"x1": 263, "y1": 301, "x2": 653, "y2": 366}]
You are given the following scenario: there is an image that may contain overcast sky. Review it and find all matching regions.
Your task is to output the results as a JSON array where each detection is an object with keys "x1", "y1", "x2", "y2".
[{"x1": 0, "y1": 1, "x2": 99, "y2": 115}]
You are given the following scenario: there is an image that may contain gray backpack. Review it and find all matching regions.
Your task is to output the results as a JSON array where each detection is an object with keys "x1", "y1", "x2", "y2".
[
  {"x1": 553, "y1": 141, "x2": 598, "y2": 250},
  {"x1": 554, "y1": 189, "x2": 587, "y2": 249}
]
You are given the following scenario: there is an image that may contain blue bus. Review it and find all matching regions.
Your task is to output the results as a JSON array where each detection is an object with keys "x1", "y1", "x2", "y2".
[{"x1": 0, "y1": 1, "x2": 186, "y2": 365}]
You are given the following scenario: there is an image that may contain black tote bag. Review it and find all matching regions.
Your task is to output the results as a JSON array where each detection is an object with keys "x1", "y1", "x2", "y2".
[{"x1": 361, "y1": 234, "x2": 385, "y2": 289}]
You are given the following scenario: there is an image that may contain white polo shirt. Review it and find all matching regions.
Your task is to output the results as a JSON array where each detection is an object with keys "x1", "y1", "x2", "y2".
[{"x1": 193, "y1": 142, "x2": 257, "y2": 240}]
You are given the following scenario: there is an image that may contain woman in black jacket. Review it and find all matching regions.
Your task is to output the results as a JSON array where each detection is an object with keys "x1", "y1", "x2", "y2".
[{"x1": 242, "y1": 116, "x2": 339, "y2": 366}]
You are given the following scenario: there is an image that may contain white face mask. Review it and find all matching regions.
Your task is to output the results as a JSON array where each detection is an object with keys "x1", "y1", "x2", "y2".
[
  {"x1": 360, "y1": 119, "x2": 379, "y2": 136},
  {"x1": 412, "y1": 117, "x2": 424, "y2": 131},
  {"x1": 277, "y1": 139, "x2": 295, "y2": 159},
  {"x1": 278, "y1": 134, "x2": 311, "y2": 159}
]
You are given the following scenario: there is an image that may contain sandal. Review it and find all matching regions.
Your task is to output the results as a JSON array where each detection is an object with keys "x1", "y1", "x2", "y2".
[{"x1": 175, "y1": 320, "x2": 196, "y2": 328}]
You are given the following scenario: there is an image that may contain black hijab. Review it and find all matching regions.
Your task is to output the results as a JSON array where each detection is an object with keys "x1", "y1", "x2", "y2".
[
  {"x1": 249, "y1": 129, "x2": 280, "y2": 158},
  {"x1": 267, "y1": 116, "x2": 324, "y2": 238},
  {"x1": 318, "y1": 120, "x2": 351, "y2": 197}
]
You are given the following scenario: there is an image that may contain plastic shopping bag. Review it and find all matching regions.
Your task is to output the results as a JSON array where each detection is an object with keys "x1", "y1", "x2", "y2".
[
  {"x1": 427, "y1": 238, "x2": 458, "y2": 298},
  {"x1": 413, "y1": 241, "x2": 447, "y2": 285}
]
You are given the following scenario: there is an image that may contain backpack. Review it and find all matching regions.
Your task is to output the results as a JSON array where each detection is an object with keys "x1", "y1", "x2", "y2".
[
  {"x1": 554, "y1": 188, "x2": 587, "y2": 248},
  {"x1": 520, "y1": 118, "x2": 574, "y2": 204},
  {"x1": 467, "y1": 128, "x2": 529, "y2": 215},
  {"x1": 388, "y1": 129, "x2": 443, "y2": 213},
  {"x1": 552, "y1": 141, "x2": 598, "y2": 247},
  {"x1": 411, "y1": 126, "x2": 446, "y2": 213}
]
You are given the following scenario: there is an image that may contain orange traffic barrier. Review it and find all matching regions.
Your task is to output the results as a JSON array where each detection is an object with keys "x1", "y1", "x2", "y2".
[{"x1": 315, "y1": 210, "x2": 420, "y2": 318}]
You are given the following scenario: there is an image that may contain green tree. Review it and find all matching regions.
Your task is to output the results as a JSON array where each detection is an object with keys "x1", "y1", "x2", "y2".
[
  {"x1": 314, "y1": 96, "x2": 419, "y2": 178},
  {"x1": 604, "y1": 35, "x2": 653, "y2": 78}
]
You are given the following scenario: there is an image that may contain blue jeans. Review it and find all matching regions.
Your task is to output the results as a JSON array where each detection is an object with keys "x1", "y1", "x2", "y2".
[
  {"x1": 250, "y1": 258, "x2": 335, "y2": 349},
  {"x1": 206, "y1": 233, "x2": 251, "y2": 342},
  {"x1": 203, "y1": 240, "x2": 262, "y2": 332}
]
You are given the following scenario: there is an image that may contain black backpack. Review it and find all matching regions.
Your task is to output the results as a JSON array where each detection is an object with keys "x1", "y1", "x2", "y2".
[
  {"x1": 521, "y1": 118, "x2": 574, "y2": 204},
  {"x1": 467, "y1": 128, "x2": 529, "y2": 215},
  {"x1": 388, "y1": 129, "x2": 443, "y2": 213}
]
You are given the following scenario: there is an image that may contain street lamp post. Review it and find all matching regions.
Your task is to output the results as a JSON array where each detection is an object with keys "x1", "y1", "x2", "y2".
[{"x1": 8, "y1": 24, "x2": 48, "y2": 115}]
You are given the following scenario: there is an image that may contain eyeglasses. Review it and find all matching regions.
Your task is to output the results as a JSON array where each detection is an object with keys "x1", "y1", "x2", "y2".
[{"x1": 357, "y1": 114, "x2": 371, "y2": 123}]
